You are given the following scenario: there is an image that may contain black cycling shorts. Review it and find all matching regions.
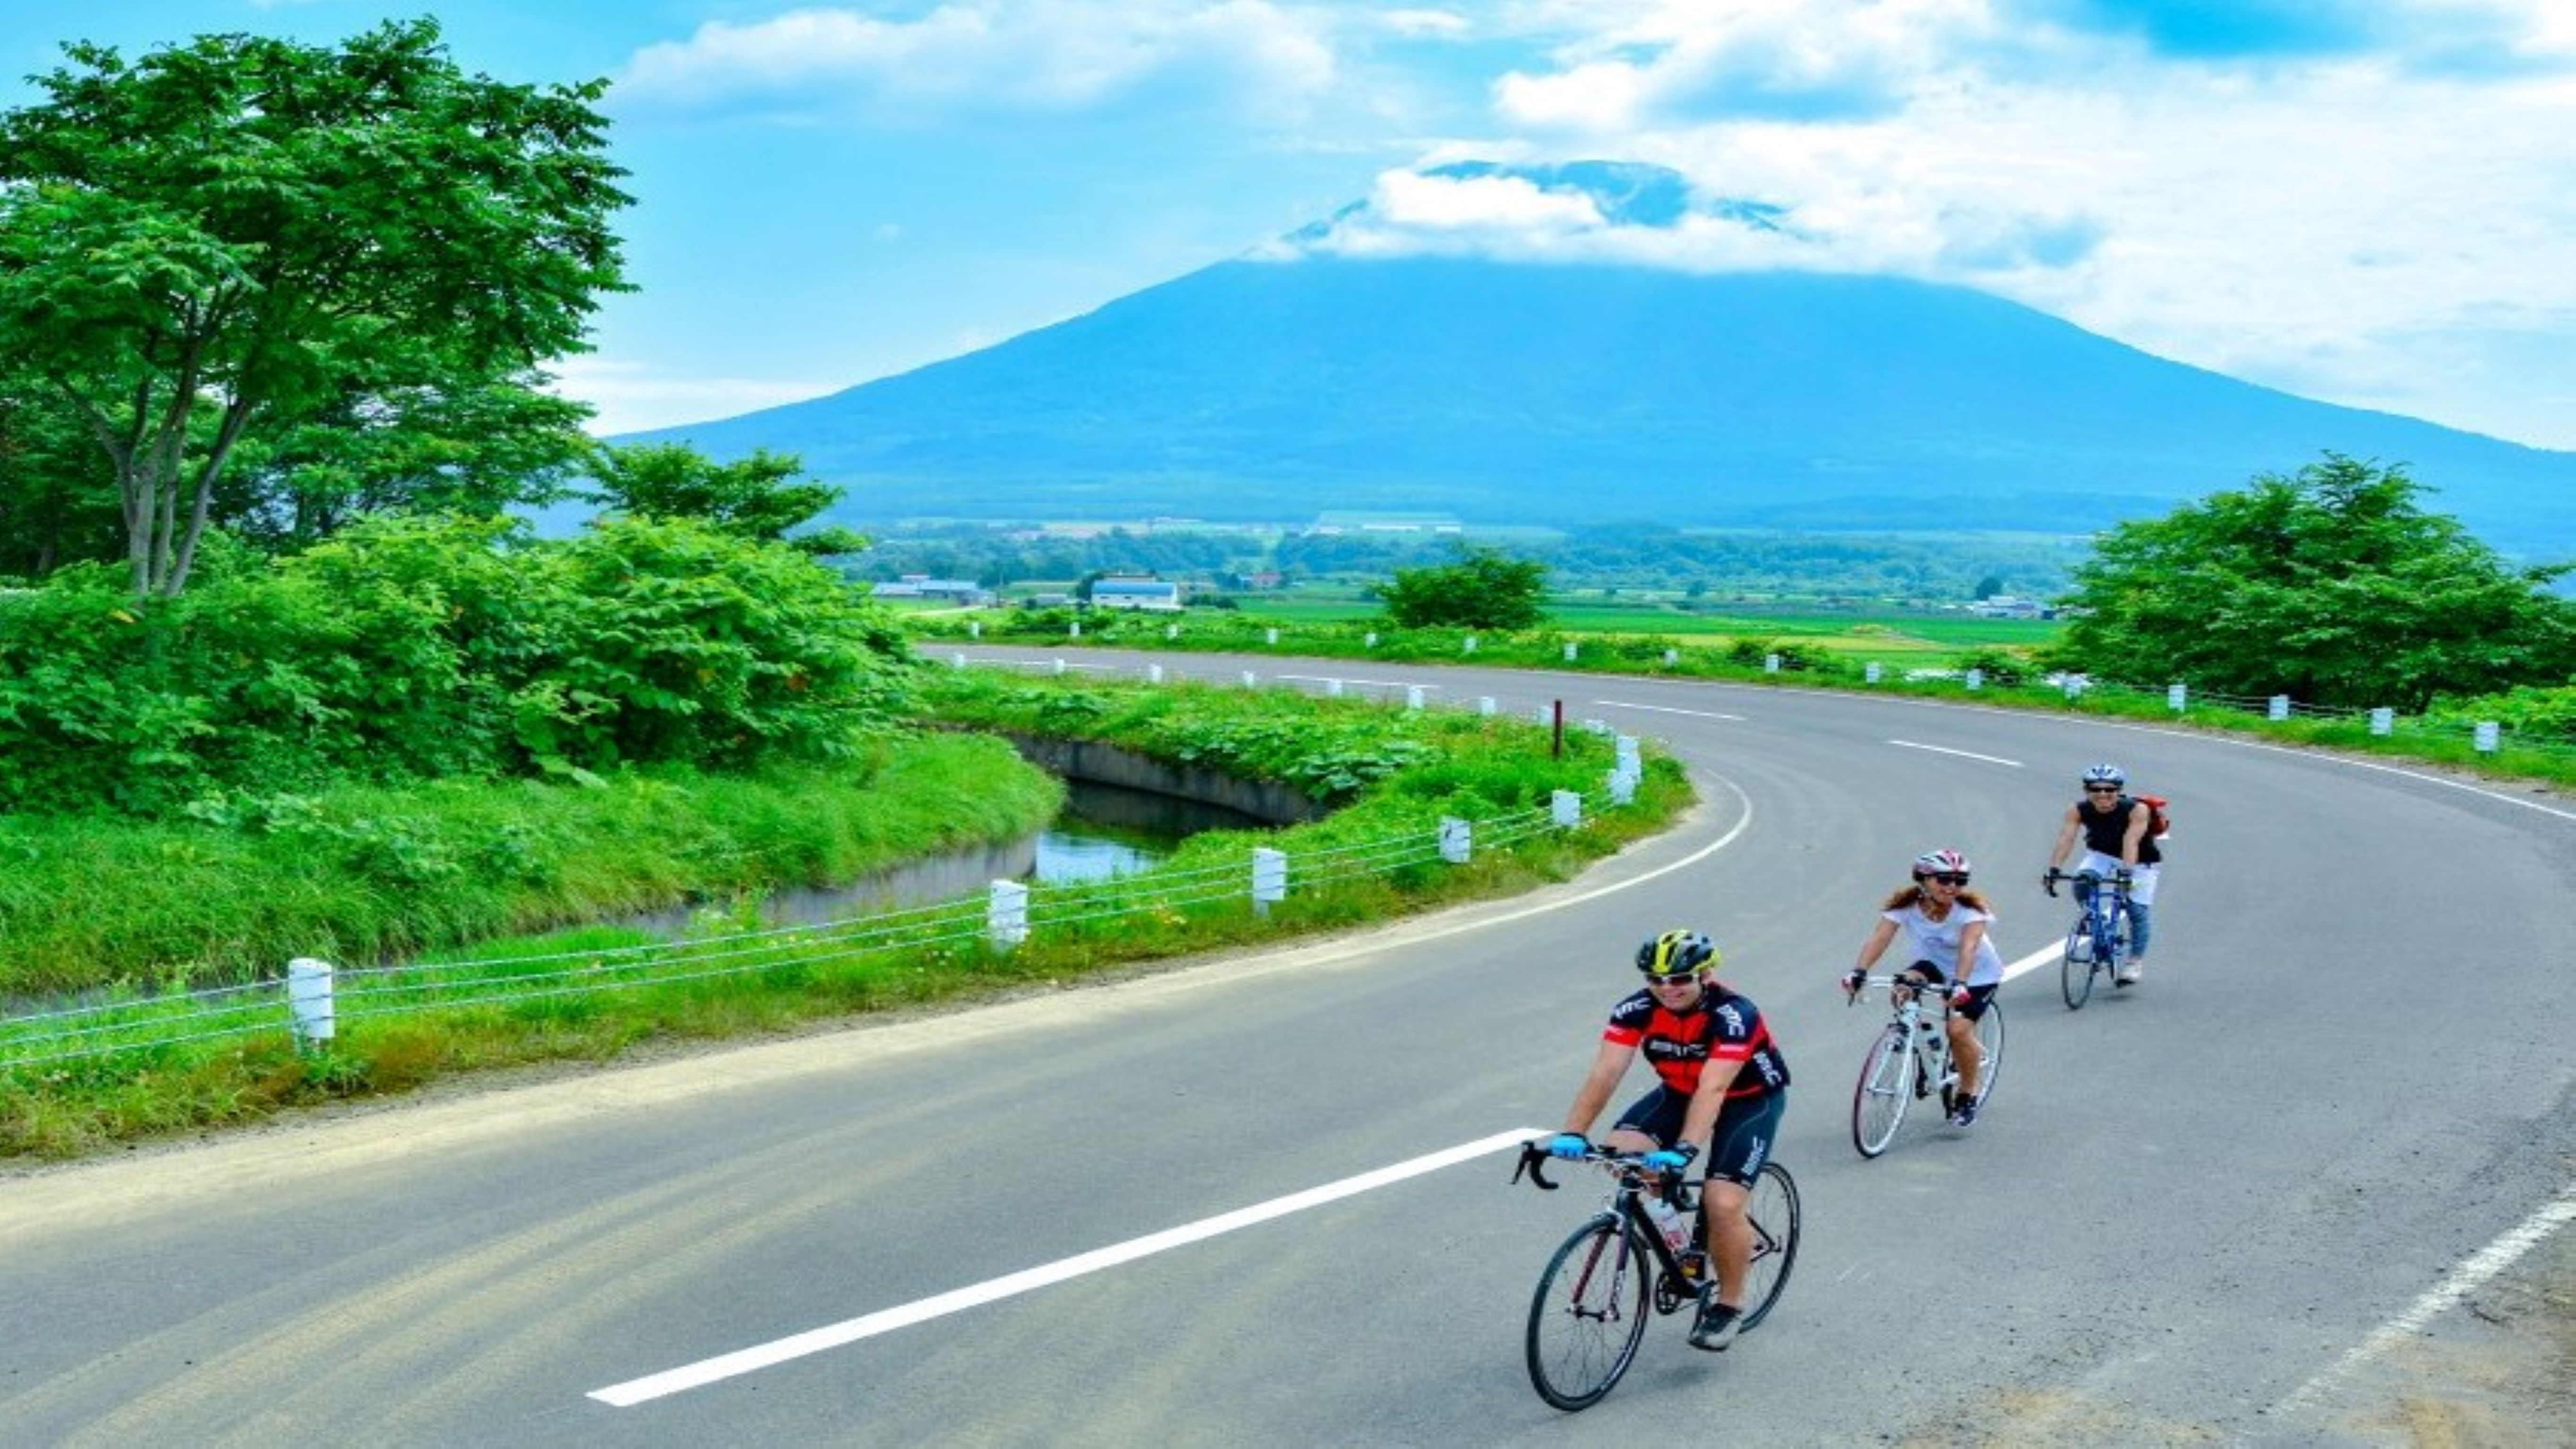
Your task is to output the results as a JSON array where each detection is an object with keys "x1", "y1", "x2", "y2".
[
  {"x1": 1612, "y1": 1087, "x2": 1786, "y2": 1188},
  {"x1": 1896, "y1": 961, "x2": 1999, "y2": 1022}
]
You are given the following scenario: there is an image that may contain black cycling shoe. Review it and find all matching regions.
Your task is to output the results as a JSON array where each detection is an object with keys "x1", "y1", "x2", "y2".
[{"x1": 1688, "y1": 1295, "x2": 1742, "y2": 1352}]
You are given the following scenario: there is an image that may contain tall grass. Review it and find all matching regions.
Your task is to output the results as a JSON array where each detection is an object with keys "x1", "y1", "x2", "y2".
[{"x1": 0, "y1": 732, "x2": 1062, "y2": 1000}]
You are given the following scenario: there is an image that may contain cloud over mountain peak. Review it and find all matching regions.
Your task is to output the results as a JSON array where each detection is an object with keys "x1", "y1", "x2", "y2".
[{"x1": 1267, "y1": 159, "x2": 1812, "y2": 271}]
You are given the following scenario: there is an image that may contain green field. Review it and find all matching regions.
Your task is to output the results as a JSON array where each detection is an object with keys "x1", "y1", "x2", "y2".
[{"x1": 1166, "y1": 587, "x2": 2064, "y2": 654}]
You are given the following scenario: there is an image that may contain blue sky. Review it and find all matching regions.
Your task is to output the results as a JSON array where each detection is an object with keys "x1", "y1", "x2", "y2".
[{"x1": 7, "y1": 1, "x2": 2574, "y2": 451}]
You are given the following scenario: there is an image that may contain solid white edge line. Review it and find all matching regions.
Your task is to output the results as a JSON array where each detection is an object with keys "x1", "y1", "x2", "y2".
[
  {"x1": 1888, "y1": 739, "x2": 2022, "y2": 768},
  {"x1": 587, "y1": 1127, "x2": 1551, "y2": 1408},
  {"x1": 2273, "y1": 1183, "x2": 2576, "y2": 1415}
]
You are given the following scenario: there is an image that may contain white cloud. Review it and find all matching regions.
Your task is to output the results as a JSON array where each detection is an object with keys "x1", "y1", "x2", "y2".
[
  {"x1": 1314, "y1": 0, "x2": 2576, "y2": 443},
  {"x1": 1372, "y1": 9, "x2": 1473, "y2": 41},
  {"x1": 618, "y1": 2, "x2": 1339, "y2": 123},
  {"x1": 1495, "y1": 0, "x2": 1979, "y2": 131}
]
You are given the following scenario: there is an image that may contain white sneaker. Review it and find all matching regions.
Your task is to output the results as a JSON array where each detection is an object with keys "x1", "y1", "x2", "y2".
[{"x1": 2115, "y1": 959, "x2": 2144, "y2": 986}]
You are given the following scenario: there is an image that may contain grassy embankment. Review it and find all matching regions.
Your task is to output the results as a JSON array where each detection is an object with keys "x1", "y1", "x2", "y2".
[{"x1": 0, "y1": 673, "x2": 1688, "y2": 1158}]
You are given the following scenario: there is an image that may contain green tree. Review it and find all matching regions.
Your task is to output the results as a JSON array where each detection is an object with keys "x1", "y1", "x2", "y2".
[
  {"x1": 2051, "y1": 454, "x2": 2576, "y2": 709},
  {"x1": 217, "y1": 372, "x2": 596, "y2": 553},
  {"x1": 1373, "y1": 544, "x2": 1550, "y2": 630},
  {"x1": 584, "y1": 442, "x2": 869, "y2": 557},
  {"x1": 0, "y1": 19, "x2": 631, "y2": 596},
  {"x1": 0, "y1": 376, "x2": 123, "y2": 578}
]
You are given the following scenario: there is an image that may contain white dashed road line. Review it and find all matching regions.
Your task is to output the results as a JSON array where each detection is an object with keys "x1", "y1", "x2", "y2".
[{"x1": 1888, "y1": 739, "x2": 2022, "y2": 767}]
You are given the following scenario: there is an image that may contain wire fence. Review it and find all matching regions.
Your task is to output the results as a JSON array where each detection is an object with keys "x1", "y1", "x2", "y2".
[
  {"x1": 2034, "y1": 672, "x2": 2574, "y2": 763},
  {"x1": 0, "y1": 656, "x2": 1629, "y2": 1074}
]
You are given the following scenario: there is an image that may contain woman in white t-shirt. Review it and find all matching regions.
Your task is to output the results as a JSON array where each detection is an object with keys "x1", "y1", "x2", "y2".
[{"x1": 1840, "y1": 848, "x2": 2003, "y2": 1127}]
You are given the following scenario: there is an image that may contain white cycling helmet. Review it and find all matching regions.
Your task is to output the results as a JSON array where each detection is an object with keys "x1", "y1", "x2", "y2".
[
  {"x1": 1911, "y1": 847, "x2": 1971, "y2": 879},
  {"x1": 2080, "y1": 763, "x2": 2125, "y2": 788}
]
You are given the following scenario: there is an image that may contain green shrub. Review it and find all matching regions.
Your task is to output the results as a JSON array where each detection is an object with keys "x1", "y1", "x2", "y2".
[{"x1": 0, "y1": 515, "x2": 919, "y2": 813}]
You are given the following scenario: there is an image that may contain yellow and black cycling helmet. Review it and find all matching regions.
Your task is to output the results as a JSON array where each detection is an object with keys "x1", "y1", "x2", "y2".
[{"x1": 1635, "y1": 929, "x2": 1719, "y2": 979}]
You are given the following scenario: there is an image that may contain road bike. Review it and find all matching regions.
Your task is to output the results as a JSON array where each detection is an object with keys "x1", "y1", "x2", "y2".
[
  {"x1": 1510, "y1": 1142, "x2": 1801, "y2": 1411},
  {"x1": 2044, "y1": 867, "x2": 2133, "y2": 1010},
  {"x1": 1847, "y1": 972, "x2": 2005, "y2": 1158}
]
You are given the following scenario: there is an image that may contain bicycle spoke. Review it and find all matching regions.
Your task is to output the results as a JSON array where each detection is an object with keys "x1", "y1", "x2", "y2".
[
  {"x1": 1851, "y1": 1025, "x2": 1910, "y2": 1157},
  {"x1": 1526, "y1": 1217, "x2": 1651, "y2": 1410},
  {"x1": 2062, "y1": 921, "x2": 2094, "y2": 1009},
  {"x1": 1737, "y1": 1163, "x2": 1802, "y2": 1330},
  {"x1": 1972, "y1": 1000, "x2": 2004, "y2": 1106}
]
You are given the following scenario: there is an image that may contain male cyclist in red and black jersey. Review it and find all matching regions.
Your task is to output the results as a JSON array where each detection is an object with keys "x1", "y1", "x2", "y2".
[{"x1": 1545, "y1": 930, "x2": 1791, "y2": 1353}]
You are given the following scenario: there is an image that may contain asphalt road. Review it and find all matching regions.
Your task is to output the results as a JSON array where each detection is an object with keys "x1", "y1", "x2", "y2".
[{"x1": 5, "y1": 651, "x2": 2571, "y2": 1447}]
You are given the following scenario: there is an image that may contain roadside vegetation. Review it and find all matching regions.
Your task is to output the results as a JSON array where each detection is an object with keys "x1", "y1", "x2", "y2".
[{"x1": 1, "y1": 671, "x2": 1685, "y2": 1158}]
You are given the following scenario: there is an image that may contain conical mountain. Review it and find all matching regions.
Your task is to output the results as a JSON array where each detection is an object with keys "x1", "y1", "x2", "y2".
[{"x1": 632, "y1": 256, "x2": 2576, "y2": 559}]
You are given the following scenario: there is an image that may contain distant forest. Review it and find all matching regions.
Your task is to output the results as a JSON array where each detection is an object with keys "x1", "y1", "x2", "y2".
[{"x1": 842, "y1": 523, "x2": 2086, "y2": 604}]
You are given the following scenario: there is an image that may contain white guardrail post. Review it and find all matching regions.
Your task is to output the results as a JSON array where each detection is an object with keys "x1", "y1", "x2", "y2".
[
  {"x1": 1477, "y1": 695, "x2": 1496, "y2": 716},
  {"x1": 2369, "y1": 707, "x2": 2392, "y2": 735},
  {"x1": 287, "y1": 957, "x2": 336, "y2": 1051},
  {"x1": 1607, "y1": 733, "x2": 1642, "y2": 804},
  {"x1": 2167, "y1": 683, "x2": 2188, "y2": 712},
  {"x1": 2268, "y1": 694, "x2": 2291, "y2": 720},
  {"x1": 1439, "y1": 817, "x2": 1472, "y2": 864},
  {"x1": 1251, "y1": 848, "x2": 1288, "y2": 916},
  {"x1": 1864, "y1": 662, "x2": 1882, "y2": 684},
  {"x1": 2474, "y1": 721, "x2": 2500, "y2": 753},
  {"x1": 1551, "y1": 789, "x2": 1583, "y2": 829},
  {"x1": 988, "y1": 880, "x2": 1029, "y2": 950}
]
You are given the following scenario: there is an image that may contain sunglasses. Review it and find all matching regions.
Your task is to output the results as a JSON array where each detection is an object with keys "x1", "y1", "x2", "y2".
[
  {"x1": 1644, "y1": 972, "x2": 1701, "y2": 986},
  {"x1": 1922, "y1": 872, "x2": 1971, "y2": 886},
  {"x1": 2085, "y1": 786, "x2": 2122, "y2": 794}
]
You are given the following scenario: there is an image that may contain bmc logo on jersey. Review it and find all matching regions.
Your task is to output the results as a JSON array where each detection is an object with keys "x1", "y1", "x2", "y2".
[{"x1": 1715, "y1": 1004, "x2": 1746, "y2": 1034}]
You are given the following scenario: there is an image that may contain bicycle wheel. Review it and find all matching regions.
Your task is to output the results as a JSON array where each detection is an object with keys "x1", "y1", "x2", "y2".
[
  {"x1": 2061, "y1": 921, "x2": 2094, "y2": 1009},
  {"x1": 1851, "y1": 1024, "x2": 1911, "y2": 1158},
  {"x1": 1970, "y1": 999, "x2": 2005, "y2": 1107},
  {"x1": 1737, "y1": 1162, "x2": 1802, "y2": 1331},
  {"x1": 1525, "y1": 1214, "x2": 1653, "y2": 1411}
]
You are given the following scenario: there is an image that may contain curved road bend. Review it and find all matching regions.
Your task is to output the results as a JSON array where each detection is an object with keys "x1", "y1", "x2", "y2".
[{"x1": 2, "y1": 648, "x2": 2568, "y2": 1446}]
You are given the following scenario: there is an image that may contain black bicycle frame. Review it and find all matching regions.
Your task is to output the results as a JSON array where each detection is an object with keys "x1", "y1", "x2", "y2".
[{"x1": 1514, "y1": 1147, "x2": 1700, "y2": 1283}]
